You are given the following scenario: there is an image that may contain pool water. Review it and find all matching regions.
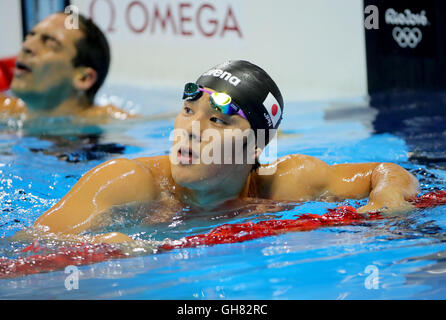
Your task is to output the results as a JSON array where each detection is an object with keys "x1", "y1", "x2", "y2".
[{"x1": 0, "y1": 86, "x2": 446, "y2": 299}]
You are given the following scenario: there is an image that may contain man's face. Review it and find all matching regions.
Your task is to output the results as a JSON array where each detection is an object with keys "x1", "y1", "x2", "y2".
[
  {"x1": 11, "y1": 14, "x2": 83, "y2": 99},
  {"x1": 170, "y1": 89, "x2": 256, "y2": 191}
]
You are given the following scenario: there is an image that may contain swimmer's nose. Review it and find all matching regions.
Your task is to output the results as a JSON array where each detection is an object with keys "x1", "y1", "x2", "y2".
[
  {"x1": 188, "y1": 130, "x2": 201, "y2": 143},
  {"x1": 21, "y1": 35, "x2": 39, "y2": 57},
  {"x1": 22, "y1": 46, "x2": 34, "y2": 56},
  {"x1": 183, "y1": 118, "x2": 203, "y2": 143}
]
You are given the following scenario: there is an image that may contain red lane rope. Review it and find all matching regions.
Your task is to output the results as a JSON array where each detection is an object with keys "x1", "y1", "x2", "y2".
[
  {"x1": 160, "y1": 190, "x2": 446, "y2": 250},
  {"x1": 160, "y1": 206, "x2": 382, "y2": 250},
  {"x1": 1, "y1": 191, "x2": 445, "y2": 279},
  {"x1": 410, "y1": 190, "x2": 446, "y2": 209},
  {"x1": 0, "y1": 57, "x2": 16, "y2": 92},
  {"x1": 0, "y1": 243, "x2": 125, "y2": 279}
]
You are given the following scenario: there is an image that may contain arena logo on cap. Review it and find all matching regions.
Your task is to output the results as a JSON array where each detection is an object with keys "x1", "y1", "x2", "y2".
[
  {"x1": 202, "y1": 69, "x2": 241, "y2": 86},
  {"x1": 263, "y1": 92, "x2": 281, "y2": 128}
]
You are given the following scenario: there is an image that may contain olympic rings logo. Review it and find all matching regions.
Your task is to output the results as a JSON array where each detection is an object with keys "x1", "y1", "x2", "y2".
[{"x1": 392, "y1": 27, "x2": 423, "y2": 48}]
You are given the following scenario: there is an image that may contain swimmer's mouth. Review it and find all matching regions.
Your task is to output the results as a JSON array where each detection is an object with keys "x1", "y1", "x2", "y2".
[
  {"x1": 177, "y1": 146, "x2": 199, "y2": 164},
  {"x1": 15, "y1": 61, "x2": 32, "y2": 75}
]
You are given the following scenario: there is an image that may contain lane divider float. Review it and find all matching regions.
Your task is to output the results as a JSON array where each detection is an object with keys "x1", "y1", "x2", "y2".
[{"x1": 1, "y1": 190, "x2": 445, "y2": 279}]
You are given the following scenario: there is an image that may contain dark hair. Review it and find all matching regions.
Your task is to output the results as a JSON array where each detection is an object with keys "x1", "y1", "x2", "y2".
[
  {"x1": 252, "y1": 158, "x2": 261, "y2": 172},
  {"x1": 70, "y1": 14, "x2": 111, "y2": 103}
]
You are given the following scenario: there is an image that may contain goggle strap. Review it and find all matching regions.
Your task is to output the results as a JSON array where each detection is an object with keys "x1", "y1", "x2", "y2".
[{"x1": 238, "y1": 109, "x2": 247, "y2": 119}]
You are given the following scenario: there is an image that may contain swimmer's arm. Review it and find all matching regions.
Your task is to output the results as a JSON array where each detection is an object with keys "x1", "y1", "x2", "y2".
[
  {"x1": 12, "y1": 229, "x2": 133, "y2": 245},
  {"x1": 265, "y1": 155, "x2": 419, "y2": 213},
  {"x1": 352, "y1": 163, "x2": 420, "y2": 214},
  {"x1": 32, "y1": 158, "x2": 158, "y2": 236},
  {"x1": 0, "y1": 94, "x2": 27, "y2": 116},
  {"x1": 83, "y1": 104, "x2": 140, "y2": 121},
  {"x1": 327, "y1": 162, "x2": 420, "y2": 213}
]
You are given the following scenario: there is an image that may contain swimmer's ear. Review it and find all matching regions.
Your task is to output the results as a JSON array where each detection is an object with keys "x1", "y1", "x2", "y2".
[{"x1": 72, "y1": 67, "x2": 98, "y2": 93}]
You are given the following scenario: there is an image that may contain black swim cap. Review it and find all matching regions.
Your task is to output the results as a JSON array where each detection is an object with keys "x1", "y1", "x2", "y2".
[{"x1": 196, "y1": 60, "x2": 284, "y2": 146}]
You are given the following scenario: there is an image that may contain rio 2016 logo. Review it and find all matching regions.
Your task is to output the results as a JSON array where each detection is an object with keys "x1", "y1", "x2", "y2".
[
  {"x1": 392, "y1": 27, "x2": 422, "y2": 49},
  {"x1": 364, "y1": 5, "x2": 429, "y2": 49}
]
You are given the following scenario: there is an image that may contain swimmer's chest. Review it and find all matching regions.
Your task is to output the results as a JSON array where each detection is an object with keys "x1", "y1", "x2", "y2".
[
  {"x1": 111, "y1": 196, "x2": 185, "y2": 226},
  {"x1": 104, "y1": 194, "x2": 297, "y2": 229}
]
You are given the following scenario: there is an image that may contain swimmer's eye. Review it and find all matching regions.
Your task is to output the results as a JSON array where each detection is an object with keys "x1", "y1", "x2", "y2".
[
  {"x1": 24, "y1": 31, "x2": 62, "y2": 51},
  {"x1": 24, "y1": 31, "x2": 37, "y2": 43},
  {"x1": 210, "y1": 117, "x2": 228, "y2": 126},
  {"x1": 41, "y1": 34, "x2": 62, "y2": 50},
  {"x1": 183, "y1": 106, "x2": 194, "y2": 115}
]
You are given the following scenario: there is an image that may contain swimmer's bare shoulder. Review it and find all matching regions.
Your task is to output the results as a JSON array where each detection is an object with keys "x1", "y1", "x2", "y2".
[
  {"x1": 133, "y1": 155, "x2": 172, "y2": 181},
  {"x1": 0, "y1": 94, "x2": 27, "y2": 116},
  {"x1": 34, "y1": 157, "x2": 161, "y2": 235},
  {"x1": 80, "y1": 103, "x2": 138, "y2": 122},
  {"x1": 255, "y1": 154, "x2": 380, "y2": 201}
]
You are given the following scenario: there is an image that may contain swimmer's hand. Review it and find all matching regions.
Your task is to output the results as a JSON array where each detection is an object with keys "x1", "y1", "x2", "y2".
[
  {"x1": 12, "y1": 228, "x2": 134, "y2": 245},
  {"x1": 357, "y1": 186, "x2": 416, "y2": 215},
  {"x1": 355, "y1": 163, "x2": 420, "y2": 215},
  {"x1": 91, "y1": 232, "x2": 134, "y2": 244},
  {"x1": 12, "y1": 229, "x2": 157, "y2": 258}
]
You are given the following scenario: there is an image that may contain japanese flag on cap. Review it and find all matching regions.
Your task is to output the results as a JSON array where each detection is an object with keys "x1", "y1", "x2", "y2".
[{"x1": 263, "y1": 92, "x2": 282, "y2": 128}]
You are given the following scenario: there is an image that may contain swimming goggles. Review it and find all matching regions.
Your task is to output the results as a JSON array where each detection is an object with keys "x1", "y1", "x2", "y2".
[{"x1": 182, "y1": 83, "x2": 247, "y2": 120}]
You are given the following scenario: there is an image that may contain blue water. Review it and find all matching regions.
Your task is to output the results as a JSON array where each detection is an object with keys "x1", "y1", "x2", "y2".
[{"x1": 0, "y1": 86, "x2": 446, "y2": 299}]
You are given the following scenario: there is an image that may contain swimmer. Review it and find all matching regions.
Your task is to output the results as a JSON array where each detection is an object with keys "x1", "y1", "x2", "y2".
[
  {"x1": 0, "y1": 13, "x2": 132, "y2": 122},
  {"x1": 15, "y1": 60, "x2": 420, "y2": 244}
]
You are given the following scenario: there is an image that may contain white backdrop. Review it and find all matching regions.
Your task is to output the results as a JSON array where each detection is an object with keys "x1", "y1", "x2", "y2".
[
  {"x1": 0, "y1": 1, "x2": 22, "y2": 58},
  {"x1": 1, "y1": 0, "x2": 368, "y2": 101}
]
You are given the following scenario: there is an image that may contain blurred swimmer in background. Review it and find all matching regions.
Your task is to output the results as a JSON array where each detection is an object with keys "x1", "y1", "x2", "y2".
[
  {"x1": 0, "y1": 13, "x2": 132, "y2": 122},
  {"x1": 0, "y1": 13, "x2": 142, "y2": 162}
]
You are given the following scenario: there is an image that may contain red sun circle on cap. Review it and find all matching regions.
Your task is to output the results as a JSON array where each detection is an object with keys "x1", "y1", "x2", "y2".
[{"x1": 271, "y1": 104, "x2": 279, "y2": 117}]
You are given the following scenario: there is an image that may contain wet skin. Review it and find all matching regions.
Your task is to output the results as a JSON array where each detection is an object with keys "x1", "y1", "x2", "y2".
[
  {"x1": 0, "y1": 13, "x2": 132, "y2": 121},
  {"x1": 16, "y1": 89, "x2": 420, "y2": 244}
]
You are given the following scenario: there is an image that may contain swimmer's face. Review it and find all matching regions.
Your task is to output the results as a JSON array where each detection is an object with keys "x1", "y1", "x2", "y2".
[
  {"x1": 171, "y1": 89, "x2": 257, "y2": 191},
  {"x1": 11, "y1": 14, "x2": 84, "y2": 101}
]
